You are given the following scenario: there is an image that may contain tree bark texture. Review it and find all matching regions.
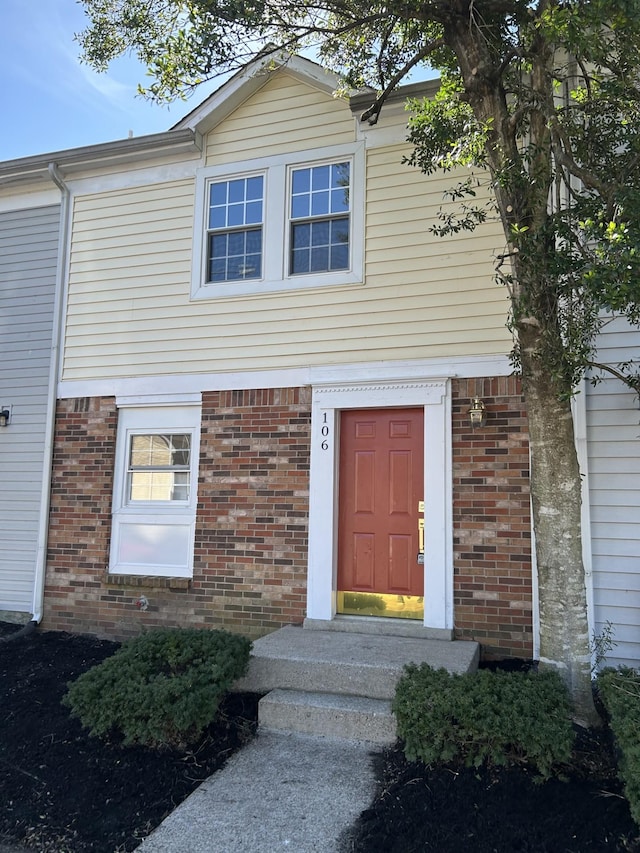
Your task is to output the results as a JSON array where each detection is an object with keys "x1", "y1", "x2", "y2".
[{"x1": 520, "y1": 334, "x2": 600, "y2": 728}]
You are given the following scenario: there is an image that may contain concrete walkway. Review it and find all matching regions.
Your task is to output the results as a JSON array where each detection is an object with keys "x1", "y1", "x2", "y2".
[{"x1": 136, "y1": 730, "x2": 380, "y2": 853}]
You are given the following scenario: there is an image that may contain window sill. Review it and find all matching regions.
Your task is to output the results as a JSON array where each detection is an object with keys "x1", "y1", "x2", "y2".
[
  {"x1": 191, "y1": 270, "x2": 362, "y2": 301},
  {"x1": 106, "y1": 573, "x2": 191, "y2": 590}
]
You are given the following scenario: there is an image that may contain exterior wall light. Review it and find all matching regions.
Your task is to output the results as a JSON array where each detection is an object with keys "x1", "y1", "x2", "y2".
[
  {"x1": 0, "y1": 407, "x2": 11, "y2": 427},
  {"x1": 468, "y1": 397, "x2": 487, "y2": 429}
]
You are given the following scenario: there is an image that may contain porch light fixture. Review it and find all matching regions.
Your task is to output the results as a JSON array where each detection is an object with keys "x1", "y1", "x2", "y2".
[
  {"x1": 0, "y1": 408, "x2": 10, "y2": 427},
  {"x1": 468, "y1": 397, "x2": 487, "y2": 429}
]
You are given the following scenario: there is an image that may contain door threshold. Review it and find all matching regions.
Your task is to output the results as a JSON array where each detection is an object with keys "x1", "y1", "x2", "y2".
[{"x1": 303, "y1": 615, "x2": 454, "y2": 641}]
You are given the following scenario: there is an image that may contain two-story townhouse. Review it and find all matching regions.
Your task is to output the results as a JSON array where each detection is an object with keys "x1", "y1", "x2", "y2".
[{"x1": 2, "y1": 52, "x2": 638, "y2": 665}]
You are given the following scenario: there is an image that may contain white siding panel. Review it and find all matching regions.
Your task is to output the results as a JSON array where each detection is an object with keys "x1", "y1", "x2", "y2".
[
  {"x1": 0, "y1": 203, "x2": 59, "y2": 611},
  {"x1": 587, "y1": 317, "x2": 640, "y2": 667}
]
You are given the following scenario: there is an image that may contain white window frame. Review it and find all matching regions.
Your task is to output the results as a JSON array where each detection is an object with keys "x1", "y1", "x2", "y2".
[
  {"x1": 110, "y1": 403, "x2": 201, "y2": 578},
  {"x1": 191, "y1": 142, "x2": 365, "y2": 300}
]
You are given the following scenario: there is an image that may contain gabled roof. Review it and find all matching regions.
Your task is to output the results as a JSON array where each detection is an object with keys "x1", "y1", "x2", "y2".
[{"x1": 172, "y1": 50, "x2": 350, "y2": 136}]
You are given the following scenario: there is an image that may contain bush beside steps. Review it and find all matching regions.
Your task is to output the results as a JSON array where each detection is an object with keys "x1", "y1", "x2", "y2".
[
  {"x1": 63, "y1": 627, "x2": 252, "y2": 749},
  {"x1": 598, "y1": 667, "x2": 640, "y2": 826},
  {"x1": 393, "y1": 663, "x2": 575, "y2": 780}
]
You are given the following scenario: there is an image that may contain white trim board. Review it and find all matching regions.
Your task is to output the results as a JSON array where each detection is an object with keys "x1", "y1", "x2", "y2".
[
  {"x1": 306, "y1": 378, "x2": 453, "y2": 630},
  {"x1": 58, "y1": 353, "x2": 512, "y2": 400}
]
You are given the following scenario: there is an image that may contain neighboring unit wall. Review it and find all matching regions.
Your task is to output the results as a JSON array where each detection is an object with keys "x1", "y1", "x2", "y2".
[
  {"x1": 43, "y1": 388, "x2": 311, "y2": 639},
  {"x1": 452, "y1": 377, "x2": 532, "y2": 658},
  {"x1": 0, "y1": 203, "x2": 60, "y2": 613},
  {"x1": 587, "y1": 318, "x2": 640, "y2": 667}
]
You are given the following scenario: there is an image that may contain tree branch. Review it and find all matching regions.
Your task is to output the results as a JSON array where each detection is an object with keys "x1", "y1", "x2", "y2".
[
  {"x1": 587, "y1": 361, "x2": 640, "y2": 396},
  {"x1": 359, "y1": 37, "x2": 445, "y2": 124}
]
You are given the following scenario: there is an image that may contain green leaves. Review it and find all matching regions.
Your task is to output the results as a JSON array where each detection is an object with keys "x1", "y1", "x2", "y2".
[
  {"x1": 63, "y1": 627, "x2": 252, "y2": 748},
  {"x1": 393, "y1": 664, "x2": 574, "y2": 779}
]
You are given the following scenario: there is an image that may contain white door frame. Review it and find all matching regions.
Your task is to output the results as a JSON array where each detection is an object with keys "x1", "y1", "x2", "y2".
[{"x1": 306, "y1": 378, "x2": 453, "y2": 629}]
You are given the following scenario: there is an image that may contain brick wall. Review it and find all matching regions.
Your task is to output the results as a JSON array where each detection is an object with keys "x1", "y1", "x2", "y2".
[
  {"x1": 44, "y1": 396, "x2": 117, "y2": 631},
  {"x1": 43, "y1": 388, "x2": 311, "y2": 640},
  {"x1": 43, "y1": 381, "x2": 532, "y2": 657},
  {"x1": 452, "y1": 377, "x2": 533, "y2": 658}
]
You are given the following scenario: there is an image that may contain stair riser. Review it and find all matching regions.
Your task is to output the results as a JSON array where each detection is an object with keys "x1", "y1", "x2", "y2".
[
  {"x1": 236, "y1": 658, "x2": 402, "y2": 699},
  {"x1": 259, "y1": 695, "x2": 397, "y2": 745}
]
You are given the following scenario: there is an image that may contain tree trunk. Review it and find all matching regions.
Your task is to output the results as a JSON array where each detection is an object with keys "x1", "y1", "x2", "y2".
[{"x1": 520, "y1": 338, "x2": 601, "y2": 728}]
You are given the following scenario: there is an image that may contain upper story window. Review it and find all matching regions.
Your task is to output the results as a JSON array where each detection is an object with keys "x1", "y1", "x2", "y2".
[
  {"x1": 290, "y1": 162, "x2": 350, "y2": 275},
  {"x1": 192, "y1": 143, "x2": 364, "y2": 300},
  {"x1": 207, "y1": 175, "x2": 263, "y2": 282}
]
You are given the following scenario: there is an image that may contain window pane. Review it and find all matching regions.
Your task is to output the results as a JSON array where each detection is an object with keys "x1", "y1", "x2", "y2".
[
  {"x1": 245, "y1": 200, "x2": 262, "y2": 224},
  {"x1": 330, "y1": 243, "x2": 349, "y2": 270},
  {"x1": 330, "y1": 187, "x2": 349, "y2": 213},
  {"x1": 291, "y1": 195, "x2": 309, "y2": 219},
  {"x1": 311, "y1": 191, "x2": 329, "y2": 216},
  {"x1": 246, "y1": 229, "x2": 262, "y2": 253},
  {"x1": 310, "y1": 246, "x2": 329, "y2": 272},
  {"x1": 228, "y1": 179, "x2": 245, "y2": 203},
  {"x1": 291, "y1": 247, "x2": 310, "y2": 274},
  {"x1": 311, "y1": 220, "x2": 330, "y2": 247},
  {"x1": 209, "y1": 206, "x2": 227, "y2": 229},
  {"x1": 210, "y1": 183, "x2": 227, "y2": 207},
  {"x1": 211, "y1": 234, "x2": 228, "y2": 258},
  {"x1": 128, "y1": 433, "x2": 191, "y2": 502},
  {"x1": 292, "y1": 169, "x2": 310, "y2": 194},
  {"x1": 292, "y1": 222, "x2": 310, "y2": 249},
  {"x1": 210, "y1": 257, "x2": 227, "y2": 281},
  {"x1": 246, "y1": 175, "x2": 263, "y2": 200},
  {"x1": 227, "y1": 203, "x2": 245, "y2": 228},
  {"x1": 312, "y1": 165, "x2": 330, "y2": 190},
  {"x1": 129, "y1": 471, "x2": 190, "y2": 502},
  {"x1": 331, "y1": 217, "x2": 350, "y2": 245},
  {"x1": 332, "y1": 162, "x2": 350, "y2": 188},
  {"x1": 228, "y1": 231, "x2": 246, "y2": 255}
]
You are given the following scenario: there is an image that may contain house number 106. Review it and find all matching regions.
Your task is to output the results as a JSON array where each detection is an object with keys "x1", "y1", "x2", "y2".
[{"x1": 321, "y1": 413, "x2": 330, "y2": 450}]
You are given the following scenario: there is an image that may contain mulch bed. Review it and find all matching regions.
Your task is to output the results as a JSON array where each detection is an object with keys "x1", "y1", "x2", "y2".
[
  {"x1": 347, "y1": 731, "x2": 639, "y2": 852},
  {"x1": 1, "y1": 621, "x2": 639, "y2": 852},
  {"x1": 0, "y1": 622, "x2": 259, "y2": 852}
]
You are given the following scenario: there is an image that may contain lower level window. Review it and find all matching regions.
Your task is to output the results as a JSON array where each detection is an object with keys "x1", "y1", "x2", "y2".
[{"x1": 110, "y1": 404, "x2": 201, "y2": 578}]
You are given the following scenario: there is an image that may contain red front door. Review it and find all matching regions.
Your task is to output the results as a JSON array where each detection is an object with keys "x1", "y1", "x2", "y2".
[{"x1": 337, "y1": 407, "x2": 424, "y2": 597}]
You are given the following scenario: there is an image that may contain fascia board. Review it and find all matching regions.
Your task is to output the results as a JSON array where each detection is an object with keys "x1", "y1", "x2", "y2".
[{"x1": 0, "y1": 128, "x2": 202, "y2": 190}]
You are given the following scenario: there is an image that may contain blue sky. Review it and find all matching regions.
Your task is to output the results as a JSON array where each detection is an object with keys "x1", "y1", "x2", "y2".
[{"x1": 0, "y1": 0, "x2": 220, "y2": 162}]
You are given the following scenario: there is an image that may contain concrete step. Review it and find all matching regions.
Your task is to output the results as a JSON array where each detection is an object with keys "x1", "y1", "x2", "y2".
[
  {"x1": 258, "y1": 689, "x2": 396, "y2": 745},
  {"x1": 235, "y1": 624, "x2": 479, "y2": 700}
]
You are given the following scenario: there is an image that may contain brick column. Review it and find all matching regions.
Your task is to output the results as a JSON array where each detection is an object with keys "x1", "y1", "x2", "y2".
[{"x1": 452, "y1": 377, "x2": 533, "y2": 658}]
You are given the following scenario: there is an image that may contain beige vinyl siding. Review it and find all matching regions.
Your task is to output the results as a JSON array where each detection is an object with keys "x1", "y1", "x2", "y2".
[
  {"x1": 586, "y1": 318, "x2": 640, "y2": 668},
  {"x1": 205, "y1": 73, "x2": 355, "y2": 165},
  {"x1": 63, "y1": 100, "x2": 510, "y2": 381}
]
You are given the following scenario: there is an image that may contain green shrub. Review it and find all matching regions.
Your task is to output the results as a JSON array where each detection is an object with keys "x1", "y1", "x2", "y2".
[
  {"x1": 63, "y1": 627, "x2": 252, "y2": 748},
  {"x1": 598, "y1": 667, "x2": 640, "y2": 825},
  {"x1": 392, "y1": 664, "x2": 574, "y2": 779}
]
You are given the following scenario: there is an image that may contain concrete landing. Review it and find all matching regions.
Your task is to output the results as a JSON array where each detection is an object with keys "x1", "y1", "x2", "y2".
[{"x1": 235, "y1": 624, "x2": 479, "y2": 700}]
